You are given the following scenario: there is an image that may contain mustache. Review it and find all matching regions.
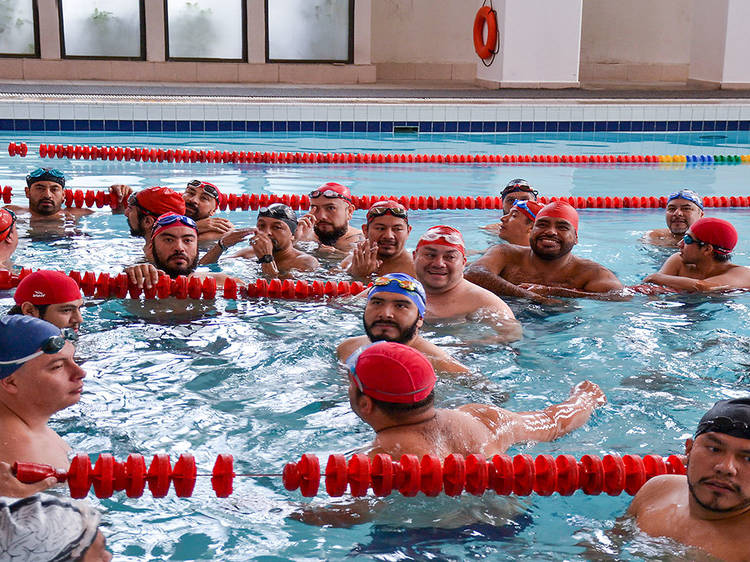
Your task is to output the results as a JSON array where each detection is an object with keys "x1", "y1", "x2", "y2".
[{"x1": 699, "y1": 477, "x2": 741, "y2": 493}]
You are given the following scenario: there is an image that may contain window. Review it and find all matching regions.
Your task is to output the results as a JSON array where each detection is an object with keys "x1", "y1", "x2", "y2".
[
  {"x1": 60, "y1": 0, "x2": 144, "y2": 59},
  {"x1": 0, "y1": 0, "x2": 37, "y2": 56},
  {"x1": 266, "y1": 0, "x2": 353, "y2": 63},
  {"x1": 165, "y1": 0, "x2": 246, "y2": 61}
]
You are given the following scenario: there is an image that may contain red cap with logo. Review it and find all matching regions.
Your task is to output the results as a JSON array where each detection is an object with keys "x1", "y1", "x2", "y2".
[
  {"x1": 536, "y1": 201, "x2": 579, "y2": 232},
  {"x1": 513, "y1": 200, "x2": 545, "y2": 222},
  {"x1": 135, "y1": 186, "x2": 186, "y2": 216},
  {"x1": 14, "y1": 270, "x2": 82, "y2": 305},
  {"x1": 348, "y1": 342, "x2": 436, "y2": 404},
  {"x1": 690, "y1": 217, "x2": 738, "y2": 255},
  {"x1": 416, "y1": 225, "x2": 465, "y2": 256}
]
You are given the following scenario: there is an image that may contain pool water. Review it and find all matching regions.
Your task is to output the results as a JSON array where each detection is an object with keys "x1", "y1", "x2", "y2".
[{"x1": 3, "y1": 131, "x2": 750, "y2": 560}]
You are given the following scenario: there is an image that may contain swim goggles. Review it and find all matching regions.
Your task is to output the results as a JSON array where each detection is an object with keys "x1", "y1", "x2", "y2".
[
  {"x1": 500, "y1": 179, "x2": 538, "y2": 199},
  {"x1": 419, "y1": 228, "x2": 464, "y2": 247},
  {"x1": 187, "y1": 180, "x2": 220, "y2": 201},
  {"x1": 127, "y1": 193, "x2": 160, "y2": 217},
  {"x1": 695, "y1": 416, "x2": 750, "y2": 439},
  {"x1": 26, "y1": 168, "x2": 66, "y2": 187},
  {"x1": 682, "y1": 233, "x2": 705, "y2": 247},
  {"x1": 309, "y1": 188, "x2": 352, "y2": 203},
  {"x1": 153, "y1": 213, "x2": 197, "y2": 229},
  {"x1": 668, "y1": 189, "x2": 704, "y2": 210},
  {"x1": 0, "y1": 328, "x2": 78, "y2": 367},
  {"x1": 373, "y1": 275, "x2": 419, "y2": 292},
  {"x1": 259, "y1": 204, "x2": 297, "y2": 222},
  {"x1": 366, "y1": 205, "x2": 408, "y2": 223},
  {"x1": 512, "y1": 200, "x2": 538, "y2": 220},
  {"x1": 0, "y1": 209, "x2": 16, "y2": 242}
]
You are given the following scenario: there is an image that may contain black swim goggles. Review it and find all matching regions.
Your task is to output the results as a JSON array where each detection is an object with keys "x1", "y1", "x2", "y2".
[
  {"x1": 0, "y1": 328, "x2": 78, "y2": 367},
  {"x1": 500, "y1": 179, "x2": 538, "y2": 200},
  {"x1": 309, "y1": 188, "x2": 352, "y2": 203},
  {"x1": 695, "y1": 416, "x2": 750, "y2": 440},
  {"x1": 0, "y1": 209, "x2": 16, "y2": 240},
  {"x1": 366, "y1": 205, "x2": 408, "y2": 223},
  {"x1": 187, "y1": 180, "x2": 221, "y2": 201},
  {"x1": 26, "y1": 167, "x2": 66, "y2": 188}
]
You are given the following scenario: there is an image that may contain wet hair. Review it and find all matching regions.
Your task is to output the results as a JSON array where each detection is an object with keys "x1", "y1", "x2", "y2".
[
  {"x1": 713, "y1": 251, "x2": 731, "y2": 263},
  {"x1": 7, "y1": 303, "x2": 50, "y2": 317},
  {"x1": 356, "y1": 387, "x2": 435, "y2": 417}
]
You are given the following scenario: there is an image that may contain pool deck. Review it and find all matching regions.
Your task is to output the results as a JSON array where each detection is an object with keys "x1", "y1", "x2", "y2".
[{"x1": 1, "y1": 80, "x2": 750, "y2": 102}]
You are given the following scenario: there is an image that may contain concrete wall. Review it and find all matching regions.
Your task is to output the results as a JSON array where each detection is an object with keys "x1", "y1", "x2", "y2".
[{"x1": 580, "y1": 0, "x2": 692, "y2": 82}]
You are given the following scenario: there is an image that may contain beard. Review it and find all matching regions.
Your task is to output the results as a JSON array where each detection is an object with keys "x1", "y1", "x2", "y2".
[
  {"x1": 315, "y1": 223, "x2": 348, "y2": 246},
  {"x1": 688, "y1": 478, "x2": 750, "y2": 513},
  {"x1": 530, "y1": 236, "x2": 575, "y2": 261},
  {"x1": 152, "y1": 248, "x2": 199, "y2": 279},
  {"x1": 34, "y1": 199, "x2": 60, "y2": 216},
  {"x1": 363, "y1": 316, "x2": 420, "y2": 345}
]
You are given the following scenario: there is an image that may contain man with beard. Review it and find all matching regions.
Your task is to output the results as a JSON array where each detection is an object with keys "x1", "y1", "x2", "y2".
[
  {"x1": 465, "y1": 201, "x2": 622, "y2": 300},
  {"x1": 203, "y1": 203, "x2": 318, "y2": 275},
  {"x1": 182, "y1": 179, "x2": 234, "y2": 243},
  {"x1": 624, "y1": 398, "x2": 750, "y2": 561},
  {"x1": 413, "y1": 226, "x2": 521, "y2": 341},
  {"x1": 645, "y1": 189, "x2": 704, "y2": 247},
  {"x1": 0, "y1": 208, "x2": 18, "y2": 270},
  {"x1": 644, "y1": 217, "x2": 750, "y2": 291},
  {"x1": 337, "y1": 273, "x2": 468, "y2": 373},
  {"x1": 295, "y1": 182, "x2": 363, "y2": 253},
  {"x1": 341, "y1": 201, "x2": 415, "y2": 280},
  {"x1": 483, "y1": 178, "x2": 540, "y2": 233},
  {"x1": 8, "y1": 168, "x2": 131, "y2": 223},
  {"x1": 125, "y1": 186, "x2": 186, "y2": 240}
]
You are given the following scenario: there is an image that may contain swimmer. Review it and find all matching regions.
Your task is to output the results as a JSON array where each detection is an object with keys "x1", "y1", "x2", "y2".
[
  {"x1": 0, "y1": 316, "x2": 84, "y2": 469},
  {"x1": 295, "y1": 182, "x2": 364, "y2": 253},
  {"x1": 0, "y1": 208, "x2": 18, "y2": 270},
  {"x1": 125, "y1": 185, "x2": 186, "y2": 240},
  {"x1": 0, "y1": 493, "x2": 111, "y2": 561},
  {"x1": 645, "y1": 189, "x2": 704, "y2": 247},
  {"x1": 337, "y1": 273, "x2": 468, "y2": 374},
  {"x1": 624, "y1": 398, "x2": 750, "y2": 561},
  {"x1": 7, "y1": 270, "x2": 84, "y2": 331},
  {"x1": 7, "y1": 167, "x2": 131, "y2": 222},
  {"x1": 643, "y1": 217, "x2": 750, "y2": 291},
  {"x1": 465, "y1": 201, "x2": 623, "y2": 300},
  {"x1": 494, "y1": 200, "x2": 544, "y2": 246},
  {"x1": 125, "y1": 213, "x2": 238, "y2": 289},
  {"x1": 203, "y1": 203, "x2": 319, "y2": 275},
  {"x1": 413, "y1": 225, "x2": 521, "y2": 341},
  {"x1": 341, "y1": 201, "x2": 415, "y2": 280},
  {"x1": 482, "y1": 178, "x2": 540, "y2": 232},
  {"x1": 182, "y1": 179, "x2": 234, "y2": 243}
]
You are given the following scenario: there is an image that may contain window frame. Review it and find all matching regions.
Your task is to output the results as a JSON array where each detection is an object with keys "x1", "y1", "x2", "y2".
[
  {"x1": 0, "y1": 0, "x2": 40, "y2": 58},
  {"x1": 59, "y1": 0, "x2": 146, "y2": 60},
  {"x1": 164, "y1": 0, "x2": 247, "y2": 63},
  {"x1": 264, "y1": 0, "x2": 354, "y2": 64}
]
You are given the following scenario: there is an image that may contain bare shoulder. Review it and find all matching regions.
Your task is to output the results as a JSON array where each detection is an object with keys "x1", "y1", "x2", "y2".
[
  {"x1": 628, "y1": 474, "x2": 684, "y2": 515},
  {"x1": 294, "y1": 251, "x2": 320, "y2": 270},
  {"x1": 457, "y1": 402, "x2": 511, "y2": 428},
  {"x1": 337, "y1": 336, "x2": 368, "y2": 361},
  {"x1": 67, "y1": 207, "x2": 94, "y2": 217},
  {"x1": 461, "y1": 279, "x2": 511, "y2": 310},
  {"x1": 471, "y1": 243, "x2": 521, "y2": 269}
]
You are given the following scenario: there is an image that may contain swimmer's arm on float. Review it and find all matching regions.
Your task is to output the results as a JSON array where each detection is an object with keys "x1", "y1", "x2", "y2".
[
  {"x1": 0, "y1": 462, "x2": 57, "y2": 498},
  {"x1": 464, "y1": 247, "x2": 549, "y2": 303},
  {"x1": 199, "y1": 228, "x2": 254, "y2": 265}
]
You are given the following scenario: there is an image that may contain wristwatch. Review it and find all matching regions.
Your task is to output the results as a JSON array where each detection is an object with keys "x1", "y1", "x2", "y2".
[
  {"x1": 217, "y1": 239, "x2": 227, "y2": 252},
  {"x1": 257, "y1": 254, "x2": 274, "y2": 264}
]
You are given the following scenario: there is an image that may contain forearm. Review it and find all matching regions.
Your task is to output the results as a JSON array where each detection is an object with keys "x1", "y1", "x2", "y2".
[
  {"x1": 464, "y1": 265, "x2": 539, "y2": 300},
  {"x1": 644, "y1": 273, "x2": 701, "y2": 292},
  {"x1": 534, "y1": 286, "x2": 630, "y2": 301},
  {"x1": 199, "y1": 244, "x2": 224, "y2": 265}
]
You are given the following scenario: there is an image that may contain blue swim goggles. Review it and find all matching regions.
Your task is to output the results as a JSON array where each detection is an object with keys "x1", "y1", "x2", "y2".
[
  {"x1": 668, "y1": 189, "x2": 703, "y2": 210},
  {"x1": 26, "y1": 167, "x2": 66, "y2": 187},
  {"x1": 682, "y1": 233, "x2": 705, "y2": 247},
  {"x1": 152, "y1": 213, "x2": 197, "y2": 231}
]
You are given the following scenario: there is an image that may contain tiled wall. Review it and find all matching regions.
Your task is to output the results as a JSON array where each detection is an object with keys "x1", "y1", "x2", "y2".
[{"x1": 1, "y1": 99, "x2": 749, "y2": 132}]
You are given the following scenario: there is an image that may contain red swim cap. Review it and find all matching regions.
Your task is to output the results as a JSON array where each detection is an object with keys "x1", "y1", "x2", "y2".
[
  {"x1": 0, "y1": 209, "x2": 15, "y2": 242},
  {"x1": 416, "y1": 225, "x2": 465, "y2": 256},
  {"x1": 310, "y1": 182, "x2": 352, "y2": 203},
  {"x1": 690, "y1": 217, "x2": 738, "y2": 255},
  {"x1": 14, "y1": 270, "x2": 82, "y2": 305},
  {"x1": 536, "y1": 201, "x2": 579, "y2": 232},
  {"x1": 349, "y1": 342, "x2": 436, "y2": 404},
  {"x1": 513, "y1": 200, "x2": 545, "y2": 222},
  {"x1": 135, "y1": 186, "x2": 186, "y2": 217}
]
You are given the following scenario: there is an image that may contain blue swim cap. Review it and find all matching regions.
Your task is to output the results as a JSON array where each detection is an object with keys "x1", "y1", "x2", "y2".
[
  {"x1": 0, "y1": 316, "x2": 64, "y2": 379},
  {"x1": 667, "y1": 189, "x2": 704, "y2": 210},
  {"x1": 368, "y1": 273, "x2": 427, "y2": 317}
]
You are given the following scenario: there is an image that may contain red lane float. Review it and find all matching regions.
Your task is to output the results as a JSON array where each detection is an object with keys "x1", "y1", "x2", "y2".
[
  {"x1": 13, "y1": 452, "x2": 685, "y2": 500},
  {"x1": 7, "y1": 142, "x2": 28, "y2": 157},
  {"x1": 0, "y1": 268, "x2": 365, "y2": 301}
]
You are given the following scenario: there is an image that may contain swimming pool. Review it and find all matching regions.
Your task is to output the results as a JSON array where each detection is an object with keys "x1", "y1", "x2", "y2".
[{"x1": 3, "y1": 130, "x2": 750, "y2": 560}]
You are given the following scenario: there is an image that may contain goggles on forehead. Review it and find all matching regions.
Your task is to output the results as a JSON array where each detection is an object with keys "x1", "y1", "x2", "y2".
[
  {"x1": 187, "y1": 180, "x2": 220, "y2": 201},
  {"x1": 152, "y1": 213, "x2": 197, "y2": 232},
  {"x1": 373, "y1": 275, "x2": 419, "y2": 292},
  {"x1": 420, "y1": 228, "x2": 464, "y2": 247},
  {"x1": 0, "y1": 328, "x2": 78, "y2": 367},
  {"x1": 259, "y1": 204, "x2": 296, "y2": 222},
  {"x1": 513, "y1": 200, "x2": 538, "y2": 219},
  {"x1": 0, "y1": 209, "x2": 17, "y2": 239},
  {"x1": 668, "y1": 190, "x2": 704, "y2": 210},
  {"x1": 309, "y1": 188, "x2": 352, "y2": 203},
  {"x1": 501, "y1": 180, "x2": 538, "y2": 199},
  {"x1": 26, "y1": 167, "x2": 66, "y2": 187},
  {"x1": 366, "y1": 206, "x2": 408, "y2": 222}
]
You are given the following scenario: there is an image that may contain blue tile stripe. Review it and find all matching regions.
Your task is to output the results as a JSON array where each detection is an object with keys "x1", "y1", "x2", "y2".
[{"x1": 0, "y1": 119, "x2": 748, "y2": 132}]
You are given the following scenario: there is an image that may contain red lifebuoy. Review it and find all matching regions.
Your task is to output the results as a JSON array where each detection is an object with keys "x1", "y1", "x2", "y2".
[{"x1": 473, "y1": 6, "x2": 497, "y2": 60}]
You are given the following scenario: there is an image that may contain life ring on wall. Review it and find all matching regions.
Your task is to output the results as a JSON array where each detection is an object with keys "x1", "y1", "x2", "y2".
[{"x1": 473, "y1": 6, "x2": 498, "y2": 60}]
